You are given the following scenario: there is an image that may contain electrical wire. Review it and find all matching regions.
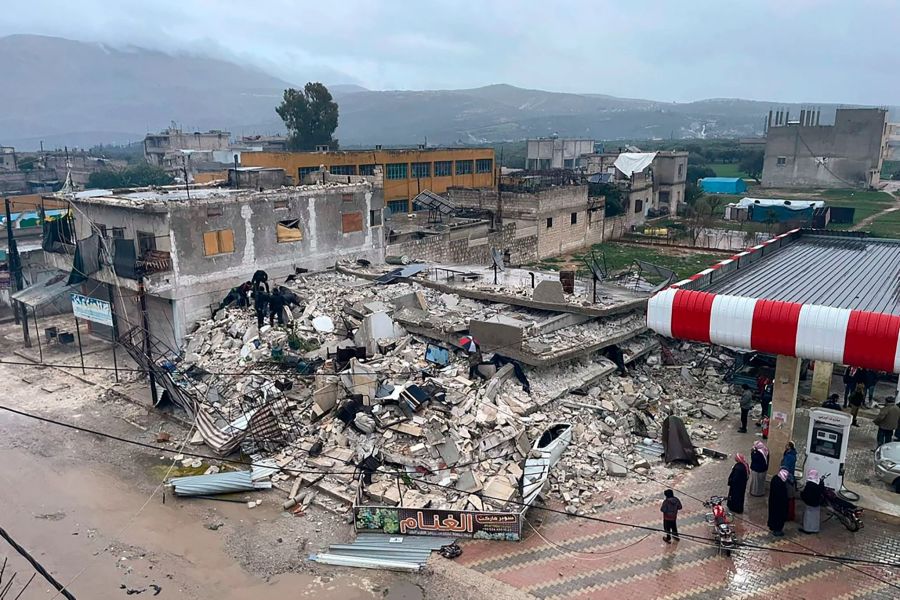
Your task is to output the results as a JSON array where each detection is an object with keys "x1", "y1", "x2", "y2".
[
  {"x1": 524, "y1": 518, "x2": 652, "y2": 561},
  {"x1": 1, "y1": 403, "x2": 898, "y2": 575}
]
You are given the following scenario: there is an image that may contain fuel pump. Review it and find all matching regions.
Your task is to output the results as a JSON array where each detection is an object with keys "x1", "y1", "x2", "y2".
[{"x1": 805, "y1": 408, "x2": 852, "y2": 490}]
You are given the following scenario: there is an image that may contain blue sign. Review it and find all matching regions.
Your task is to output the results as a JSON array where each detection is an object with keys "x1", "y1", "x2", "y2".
[{"x1": 71, "y1": 293, "x2": 113, "y2": 326}]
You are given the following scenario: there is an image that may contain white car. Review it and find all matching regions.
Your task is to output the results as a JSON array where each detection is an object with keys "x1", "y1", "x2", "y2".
[{"x1": 874, "y1": 442, "x2": 900, "y2": 493}]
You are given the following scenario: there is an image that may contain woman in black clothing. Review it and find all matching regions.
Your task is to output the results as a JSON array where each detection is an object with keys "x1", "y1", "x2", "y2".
[
  {"x1": 727, "y1": 453, "x2": 749, "y2": 514},
  {"x1": 768, "y1": 468, "x2": 790, "y2": 536}
]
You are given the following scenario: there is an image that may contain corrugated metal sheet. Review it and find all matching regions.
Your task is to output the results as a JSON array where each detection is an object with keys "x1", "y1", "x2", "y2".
[
  {"x1": 10, "y1": 276, "x2": 75, "y2": 307},
  {"x1": 704, "y1": 234, "x2": 900, "y2": 316},
  {"x1": 169, "y1": 470, "x2": 272, "y2": 496},
  {"x1": 310, "y1": 534, "x2": 453, "y2": 572}
]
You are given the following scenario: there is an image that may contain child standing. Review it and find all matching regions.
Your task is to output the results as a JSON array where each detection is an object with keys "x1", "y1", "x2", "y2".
[{"x1": 661, "y1": 489, "x2": 683, "y2": 543}]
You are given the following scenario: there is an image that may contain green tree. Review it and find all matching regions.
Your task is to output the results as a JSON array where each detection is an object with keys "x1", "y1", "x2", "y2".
[
  {"x1": 276, "y1": 83, "x2": 339, "y2": 151},
  {"x1": 739, "y1": 150, "x2": 764, "y2": 182},
  {"x1": 87, "y1": 163, "x2": 174, "y2": 189},
  {"x1": 686, "y1": 165, "x2": 716, "y2": 184}
]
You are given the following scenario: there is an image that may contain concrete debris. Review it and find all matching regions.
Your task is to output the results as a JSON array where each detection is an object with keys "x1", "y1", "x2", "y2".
[{"x1": 166, "y1": 268, "x2": 740, "y2": 516}]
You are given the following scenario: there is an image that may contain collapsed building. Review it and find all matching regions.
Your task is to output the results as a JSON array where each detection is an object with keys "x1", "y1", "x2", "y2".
[{"x1": 137, "y1": 262, "x2": 740, "y2": 533}]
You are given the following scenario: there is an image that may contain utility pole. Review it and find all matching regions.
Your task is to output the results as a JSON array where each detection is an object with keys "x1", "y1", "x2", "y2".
[
  {"x1": 138, "y1": 275, "x2": 158, "y2": 405},
  {"x1": 495, "y1": 146, "x2": 504, "y2": 230},
  {"x1": 4, "y1": 196, "x2": 30, "y2": 346}
]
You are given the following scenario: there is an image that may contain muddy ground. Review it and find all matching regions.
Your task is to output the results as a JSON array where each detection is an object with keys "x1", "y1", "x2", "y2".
[{"x1": 0, "y1": 319, "x2": 528, "y2": 600}]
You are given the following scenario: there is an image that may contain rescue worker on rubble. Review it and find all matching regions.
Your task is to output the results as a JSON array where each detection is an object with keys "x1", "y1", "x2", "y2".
[
  {"x1": 267, "y1": 289, "x2": 287, "y2": 327},
  {"x1": 253, "y1": 288, "x2": 270, "y2": 328},
  {"x1": 214, "y1": 281, "x2": 252, "y2": 315},
  {"x1": 251, "y1": 269, "x2": 270, "y2": 294}
]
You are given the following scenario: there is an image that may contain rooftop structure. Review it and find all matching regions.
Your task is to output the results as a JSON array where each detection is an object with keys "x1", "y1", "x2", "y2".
[{"x1": 526, "y1": 138, "x2": 596, "y2": 170}]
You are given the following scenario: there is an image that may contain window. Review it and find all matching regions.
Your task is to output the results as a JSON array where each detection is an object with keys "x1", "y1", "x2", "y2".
[
  {"x1": 274, "y1": 199, "x2": 289, "y2": 210},
  {"x1": 387, "y1": 199, "x2": 408, "y2": 214},
  {"x1": 434, "y1": 161, "x2": 452, "y2": 177},
  {"x1": 411, "y1": 162, "x2": 431, "y2": 178},
  {"x1": 570, "y1": 212, "x2": 578, "y2": 225},
  {"x1": 203, "y1": 228, "x2": 235, "y2": 256},
  {"x1": 298, "y1": 166, "x2": 319, "y2": 180},
  {"x1": 563, "y1": 158, "x2": 574, "y2": 168},
  {"x1": 330, "y1": 165, "x2": 355, "y2": 175},
  {"x1": 342, "y1": 193, "x2": 354, "y2": 202},
  {"x1": 634, "y1": 199, "x2": 643, "y2": 214},
  {"x1": 96, "y1": 224, "x2": 108, "y2": 237},
  {"x1": 546, "y1": 217, "x2": 553, "y2": 228},
  {"x1": 358, "y1": 164, "x2": 376, "y2": 176},
  {"x1": 137, "y1": 231, "x2": 157, "y2": 255},
  {"x1": 206, "y1": 206, "x2": 223, "y2": 218},
  {"x1": 676, "y1": 190, "x2": 681, "y2": 201},
  {"x1": 112, "y1": 227, "x2": 125, "y2": 239},
  {"x1": 476, "y1": 158, "x2": 493, "y2": 173},
  {"x1": 776, "y1": 156, "x2": 787, "y2": 166},
  {"x1": 342, "y1": 212, "x2": 364, "y2": 233},
  {"x1": 455, "y1": 160, "x2": 473, "y2": 175},
  {"x1": 276, "y1": 219, "x2": 302, "y2": 243},
  {"x1": 386, "y1": 163, "x2": 408, "y2": 180},
  {"x1": 370, "y1": 209, "x2": 383, "y2": 227}
]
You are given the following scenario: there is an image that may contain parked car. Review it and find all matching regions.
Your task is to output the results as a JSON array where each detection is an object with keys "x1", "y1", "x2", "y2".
[{"x1": 874, "y1": 442, "x2": 900, "y2": 493}]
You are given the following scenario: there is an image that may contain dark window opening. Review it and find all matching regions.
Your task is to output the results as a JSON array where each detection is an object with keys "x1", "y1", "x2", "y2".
[
  {"x1": 137, "y1": 231, "x2": 157, "y2": 255},
  {"x1": 570, "y1": 212, "x2": 578, "y2": 225},
  {"x1": 546, "y1": 217, "x2": 553, "y2": 228}
]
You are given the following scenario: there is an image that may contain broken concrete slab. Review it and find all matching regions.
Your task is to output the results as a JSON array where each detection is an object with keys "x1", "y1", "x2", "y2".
[
  {"x1": 440, "y1": 293, "x2": 459, "y2": 308},
  {"x1": 392, "y1": 291, "x2": 429, "y2": 313},
  {"x1": 468, "y1": 319, "x2": 524, "y2": 352},
  {"x1": 455, "y1": 470, "x2": 483, "y2": 493},
  {"x1": 354, "y1": 311, "x2": 406, "y2": 355},
  {"x1": 700, "y1": 404, "x2": 728, "y2": 420},
  {"x1": 605, "y1": 455, "x2": 628, "y2": 477},
  {"x1": 532, "y1": 280, "x2": 565, "y2": 304}
]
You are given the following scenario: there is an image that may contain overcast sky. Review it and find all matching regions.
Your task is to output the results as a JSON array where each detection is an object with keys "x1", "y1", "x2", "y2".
[{"x1": 2, "y1": 0, "x2": 897, "y2": 104}]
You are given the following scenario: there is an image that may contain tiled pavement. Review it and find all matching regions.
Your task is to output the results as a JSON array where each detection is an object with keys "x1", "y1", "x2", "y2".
[{"x1": 458, "y1": 413, "x2": 900, "y2": 599}]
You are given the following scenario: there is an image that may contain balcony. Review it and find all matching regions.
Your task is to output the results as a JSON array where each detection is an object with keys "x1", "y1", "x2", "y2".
[{"x1": 136, "y1": 250, "x2": 172, "y2": 275}]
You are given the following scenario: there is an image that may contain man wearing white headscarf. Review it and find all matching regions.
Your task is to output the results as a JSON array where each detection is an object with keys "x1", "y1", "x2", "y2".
[
  {"x1": 799, "y1": 469, "x2": 823, "y2": 534},
  {"x1": 768, "y1": 468, "x2": 790, "y2": 536}
]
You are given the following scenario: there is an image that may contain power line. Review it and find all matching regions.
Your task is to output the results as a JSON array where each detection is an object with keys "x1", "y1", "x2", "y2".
[{"x1": 1, "y1": 403, "x2": 898, "y2": 576}]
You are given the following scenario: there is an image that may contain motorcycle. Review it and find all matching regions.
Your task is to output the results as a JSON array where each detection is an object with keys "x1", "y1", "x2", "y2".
[
  {"x1": 703, "y1": 495, "x2": 737, "y2": 557},
  {"x1": 821, "y1": 476, "x2": 863, "y2": 532}
]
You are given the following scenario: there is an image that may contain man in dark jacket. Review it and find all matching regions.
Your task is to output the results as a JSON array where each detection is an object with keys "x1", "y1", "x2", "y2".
[
  {"x1": 267, "y1": 290, "x2": 286, "y2": 327},
  {"x1": 849, "y1": 383, "x2": 865, "y2": 427},
  {"x1": 874, "y1": 397, "x2": 900, "y2": 447},
  {"x1": 253, "y1": 290, "x2": 269, "y2": 328},
  {"x1": 738, "y1": 384, "x2": 754, "y2": 433},
  {"x1": 843, "y1": 367, "x2": 859, "y2": 408}
]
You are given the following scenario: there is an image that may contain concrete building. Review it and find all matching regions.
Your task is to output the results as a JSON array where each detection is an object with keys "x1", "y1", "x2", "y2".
[
  {"x1": 448, "y1": 175, "x2": 605, "y2": 259},
  {"x1": 143, "y1": 126, "x2": 232, "y2": 173},
  {"x1": 0, "y1": 147, "x2": 17, "y2": 171},
  {"x1": 242, "y1": 147, "x2": 495, "y2": 214},
  {"x1": 761, "y1": 107, "x2": 888, "y2": 189},
  {"x1": 526, "y1": 138, "x2": 596, "y2": 170},
  {"x1": 885, "y1": 122, "x2": 900, "y2": 161},
  {"x1": 651, "y1": 151, "x2": 688, "y2": 216},
  {"x1": 44, "y1": 179, "x2": 385, "y2": 347}
]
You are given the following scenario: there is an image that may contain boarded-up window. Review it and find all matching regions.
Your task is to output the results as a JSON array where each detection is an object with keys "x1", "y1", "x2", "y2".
[
  {"x1": 342, "y1": 193, "x2": 354, "y2": 202},
  {"x1": 341, "y1": 212, "x2": 363, "y2": 234},
  {"x1": 203, "y1": 228, "x2": 235, "y2": 255},
  {"x1": 276, "y1": 219, "x2": 303, "y2": 243}
]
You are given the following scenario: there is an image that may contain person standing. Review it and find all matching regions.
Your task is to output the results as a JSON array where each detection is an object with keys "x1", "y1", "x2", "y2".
[
  {"x1": 799, "y1": 469, "x2": 823, "y2": 534},
  {"x1": 749, "y1": 441, "x2": 769, "y2": 497},
  {"x1": 863, "y1": 369, "x2": 878, "y2": 408},
  {"x1": 768, "y1": 469, "x2": 790, "y2": 536},
  {"x1": 738, "y1": 384, "x2": 754, "y2": 433},
  {"x1": 848, "y1": 383, "x2": 865, "y2": 427},
  {"x1": 780, "y1": 441, "x2": 797, "y2": 484},
  {"x1": 660, "y1": 489, "x2": 682, "y2": 543},
  {"x1": 843, "y1": 367, "x2": 859, "y2": 408},
  {"x1": 727, "y1": 454, "x2": 750, "y2": 514},
  {"x1": 757, "y1": 380, "x2": 773, "y2": 428},
  {"x1": 873, "y1": 396, "x2": 900, "y2": 448},
  {"x1": 253, "y1": 289, "x2": 270, "y2": 329}
]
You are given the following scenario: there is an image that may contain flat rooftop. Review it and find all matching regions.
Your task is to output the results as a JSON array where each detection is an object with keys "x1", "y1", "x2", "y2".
[{"x1": 703, "y1": 232, "x2": 900, "y2": 315}]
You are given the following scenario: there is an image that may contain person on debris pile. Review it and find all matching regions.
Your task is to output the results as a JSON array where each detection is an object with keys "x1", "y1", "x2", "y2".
[
  {"x1": 768, "y1": 468, "x2": 790, "y2": 537},
  {"x1": 749, "y1": 440, "x2": 769, "y2": 497},
  {"x1": 726, "y1": 453, "x2": 749, "y2": 514},
  {"x1": 251, "y1": 269, "x2": 270, "y2": 294},
  {"x1": 253, "y1": 289, "x2": 270, "y2": 328},
  {"x1": 738, "y1": 384, "x2": 754, "y2": 433},
  {"x1": 799, "y1": 468, "x2": 823, "y2": 534},
  {"x1": 780, "y1": 440, "x2": 797, "y2": 484},
  {"x1": 215, "y1": 281, "x2": 252, "y2": 314},
  {"x1": 848, "y1": 383, "x2": 865, "y2": 427},
  {"x1": 267, "y1": 290, "x2": 286, "y2": 327},
  {"x1": 873, "y1": 396, "x2": 900, "y2": 448},
  {"x1": 460, "y1": 336, "x2": 485, "y2": 379},
  {"x1": 843, "y1": 367, "x2": 859, "y2": 407},
  {"x1": 822, "y1": 393, "x2": 842, "y2": 411},
  {"x1": 660, "y1": 489, "x2": 682, "y2": 544}
]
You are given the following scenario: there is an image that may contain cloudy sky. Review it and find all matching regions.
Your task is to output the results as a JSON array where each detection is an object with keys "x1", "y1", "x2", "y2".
[{"x1": 2, "y1": 0, "x2": 897, "y2": 104}]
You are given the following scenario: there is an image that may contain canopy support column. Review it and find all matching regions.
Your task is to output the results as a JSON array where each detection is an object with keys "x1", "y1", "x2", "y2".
[
  {"x1": 810, "y1": 361, "x2": 834, "y2": 404},
  {"x1": 767, "y1": 354, "x2": 801, "y2": 478}
]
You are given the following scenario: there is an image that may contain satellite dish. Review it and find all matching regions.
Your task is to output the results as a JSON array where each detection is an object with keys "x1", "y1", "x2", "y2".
[
  {"x1": 490, "y1": 247, "x2": 505, "y2": 272},
  {"x1": 312, "y1": 315, "x2": 335, "y2": 333}
]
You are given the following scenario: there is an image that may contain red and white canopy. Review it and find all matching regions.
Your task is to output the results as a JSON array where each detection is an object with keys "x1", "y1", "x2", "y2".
[{"x1": 648, "y1": 287, "x2": 900, "y2": 373}]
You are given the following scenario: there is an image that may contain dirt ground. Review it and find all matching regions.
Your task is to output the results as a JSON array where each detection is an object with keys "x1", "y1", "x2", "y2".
[{"x1": 0, "y1": 319, "x2": 528, "y2": 600}]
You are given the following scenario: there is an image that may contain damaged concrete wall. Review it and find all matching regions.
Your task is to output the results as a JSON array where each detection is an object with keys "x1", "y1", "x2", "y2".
[
  {"x1": 602, "y1": 214, "x2": 628, "y2": 242},
  {"x1": 386, "y1": 221, "x2": 537, "y2": 266}
]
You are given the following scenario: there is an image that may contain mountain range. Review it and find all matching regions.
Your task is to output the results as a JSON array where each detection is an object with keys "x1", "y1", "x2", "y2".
[{"x1": 0, "y1": 35, "x2": 889, "y2": 151}]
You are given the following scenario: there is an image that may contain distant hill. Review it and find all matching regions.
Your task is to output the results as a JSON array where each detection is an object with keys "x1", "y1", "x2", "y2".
[{"x1": 0, "y1": 35, "x2": 892, "y2": 150}]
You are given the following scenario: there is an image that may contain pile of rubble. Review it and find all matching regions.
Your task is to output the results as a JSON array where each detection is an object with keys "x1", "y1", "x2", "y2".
[{"x1": 167, "y1": 268, "x2": 740, "y2": 515}]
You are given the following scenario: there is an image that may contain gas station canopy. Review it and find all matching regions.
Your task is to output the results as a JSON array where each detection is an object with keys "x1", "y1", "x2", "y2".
[{"x1": 647, "y1": 230, "x2": 900, "y2": 373}]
